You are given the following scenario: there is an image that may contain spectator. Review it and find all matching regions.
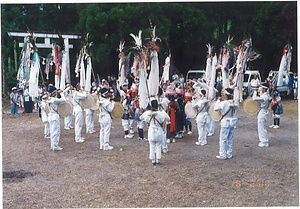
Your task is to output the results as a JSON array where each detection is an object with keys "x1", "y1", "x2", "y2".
[
  {"x1": 294, "y1": 73, "x2": 298, "y2": 99},
  {"x1": 249, "y1": 74, "x2": 260, "y2": 96},
  {"x1": 23, "y1": 86, "x2": 34, "y2": 113},
  {"x1": 10, "y1": 87, "x2": 20, "y2": 115},
  {"x1": 215, "y1": 72, "x2": 223, "y2": 98},
  {"x1": 269, "y1": 91, "x2": 283, "y2": 129}
]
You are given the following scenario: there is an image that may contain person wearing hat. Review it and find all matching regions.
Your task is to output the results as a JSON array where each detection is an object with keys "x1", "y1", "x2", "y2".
[
  {"x1": 10, "y1": 87, "x2": 21, "y2": 115},
  {"x1": 192, "y1": 89, "x2": 209, "y2": 146},
  {"x1": 253, "y1": 82, "x2": 270, "y2": 147},
  {"x1": 214, "y1": 88, "x2": 238, "y2": 159},
  {"x1": 98, "y1": 87, "x2": 115, "y2": 150},
  {"x1": 165, "y1": 87, "x2": 178, "y2": 143},
  {"x1": 47, "y1": 90, "x2": 67, "y2": 151},
  {"x1": 39, "y1": 95, "x2": 50, "y2": 138},
  {"x1": 140, "y1": 98, "x2": 170, "y2": 165},
  {"x1": 73, "y1": 83, "x2": 88, "y2": 143}
]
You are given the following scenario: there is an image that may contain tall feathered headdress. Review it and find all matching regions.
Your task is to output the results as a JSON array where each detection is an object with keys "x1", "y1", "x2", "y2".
[
  {"x1": 147, "y1": 19, "x2": 161, "y2": 51},
  {"x1": 150, "y1": 25, "x2": 161, "y2": 43},
  {"x1": 117, "y1": 41, "x2": 125, "y2": 53},
  {"x1": 83, "y1": 33, "x2": 93, "y2": 59},
  {"x1": 206, "y1": 43, "x2": 214, "y2": 56},
  {"x1": 130, "y1": 30, "x2": 143, "y2": 51}
]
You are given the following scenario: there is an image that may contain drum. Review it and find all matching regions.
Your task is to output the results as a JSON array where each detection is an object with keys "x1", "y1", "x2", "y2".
[
  {"x1": 90, "y1": 95, "x2": 99, "y2": 111},
  {"x1": 209, "y1": 101, "x2": 222, "y2": 121},
  {"x1": 111, "y1": 102, "x2": 124, "y2": 119},
  {"x1": 57, "y1": 101, "x2": 73, "y2": 117},
  {"x1": 184, "y1": 101, "x2": 198, "y2": 119},
  {"x1": 79, "y1": 94, "x2": 94, "y2": 109},
  {"x1": 243, "y1": 98, "x2": 260, "y2": 115}
]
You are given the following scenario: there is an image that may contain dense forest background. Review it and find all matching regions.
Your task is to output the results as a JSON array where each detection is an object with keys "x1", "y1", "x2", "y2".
[{"x1": 1, "y1": 2, "x2": 297, "y2": 93}]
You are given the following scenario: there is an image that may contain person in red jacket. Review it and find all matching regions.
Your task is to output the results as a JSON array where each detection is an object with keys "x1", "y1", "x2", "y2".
[{"x1": 165, "y1": 87, "x2": 179, "y2": 143}]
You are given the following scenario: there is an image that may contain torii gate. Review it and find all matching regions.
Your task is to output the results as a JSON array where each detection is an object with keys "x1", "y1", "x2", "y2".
[{"x1": 7, "y1": 31, "x2": 81, "y2": 85}]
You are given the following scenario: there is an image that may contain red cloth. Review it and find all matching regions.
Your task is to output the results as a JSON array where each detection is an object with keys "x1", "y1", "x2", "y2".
[{"x1": 168, "y1": 101, "x2": 176, "y2": 132}]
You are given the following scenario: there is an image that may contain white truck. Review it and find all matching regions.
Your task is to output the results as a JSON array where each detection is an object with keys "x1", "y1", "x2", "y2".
[
  {"x1": 268, "y1": 70, "x2": 293, "y2": 98},
  {"x1": 242, "y1": 70, "x2": 262, "y2": 98},
  {"x1": 186, "y1": 69, "x2": 206, "y2": 81}
]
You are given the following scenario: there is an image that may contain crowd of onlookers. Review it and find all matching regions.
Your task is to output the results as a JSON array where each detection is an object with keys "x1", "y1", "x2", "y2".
[{"x1": 7, "y1": 70, "x2": 298, "y2": 117}]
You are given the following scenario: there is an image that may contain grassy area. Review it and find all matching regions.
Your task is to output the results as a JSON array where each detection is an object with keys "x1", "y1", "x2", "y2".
[{"x1": 281, "y1": 99, "x2": 298, "y2": 115}]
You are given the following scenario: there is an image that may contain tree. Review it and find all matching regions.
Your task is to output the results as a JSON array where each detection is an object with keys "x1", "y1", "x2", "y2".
[
  {"x1": 1, "y1": 2, "x2": 297, "y2": 94},
  {"x1": 252, "y1": 1, "x2": 297, "y2": 78}
]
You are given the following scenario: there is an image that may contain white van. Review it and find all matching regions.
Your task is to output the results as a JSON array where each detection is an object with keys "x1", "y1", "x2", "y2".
[
  {"x1": 186, "y1": 69, "x2": 206, "y2": 81},
  {"x1": 243, "y1": 70, "x2": 261, "y2": 97}
]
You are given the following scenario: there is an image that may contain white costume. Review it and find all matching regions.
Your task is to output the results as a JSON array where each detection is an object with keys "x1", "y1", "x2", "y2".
[
  {"x1": 140, "y1": 109, "x2": 170, "y2": 165},
  {"x1": 73, "y1": 90, "x2": 87, "y2": 142},
  {"x1": 64, "y1": 90, "x2": 74, "y2": 130},
  {"x1": 159, "y1": 95, "x2": 169, "y2": 153},
  {"x1": 39, "y1": 99, "x2": 50, "y2": 138},
  {"x1": 250, "y1": 77, "x2": 260, "y2": 89},
  {"x1": 85, "y1": 108, "x2": 95, "y2": 133},
  {"x1": 193, "y1": 80, "x2": 216, "y2": 136},
  {"x1": 214, "y1": 98, "x2": 238, "y2": 159},
  {"x1": 192, "y1": 93, "x2": 209, "y2": 146},
  {"x1": 253, "y1": 87, "x2": 270, "y2": 147},
  {"x1": 48, "y1": 94, "x2": 66, "y2": 151},
  {"x1": 249, "y1": 77, "x2": 261, "y2": 96},
  {"x1": 98, "y1": 97, "x2": 115, "y2": 150}
]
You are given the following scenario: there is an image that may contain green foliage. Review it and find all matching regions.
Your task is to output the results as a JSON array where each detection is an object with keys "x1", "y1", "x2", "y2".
[{"x1": 1, "y1": 2, "x2": 297, "y2": 93}]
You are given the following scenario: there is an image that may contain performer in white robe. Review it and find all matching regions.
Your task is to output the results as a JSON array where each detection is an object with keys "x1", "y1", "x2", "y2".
[
  {"x1": 47, "y1": 90, "x2": 66, "y2": 151},
  {"x1": 192, "y1": 89, "x2": 209, "y2": 146},
  {"x1": 39, "y1": 95, "x2": 50, "y2": 138},
  {"x1": 73, "y1": 83, "x2": 87, "y2": 143},
  {"x1": 64, "y1": 83, "x2": 74, "y2": 130},
  {"x1": 98, "y1": 88, "x2": 115, "y2": 150},
  {"x1": 140, "y1": 98, "x2": 170, "y2": 165},
  {"x1": 214, "y1": 88, "x2": 238, "y2": 159},
  {"x1": 253, "y1": 83, "x2": 270, "y2": 147}
]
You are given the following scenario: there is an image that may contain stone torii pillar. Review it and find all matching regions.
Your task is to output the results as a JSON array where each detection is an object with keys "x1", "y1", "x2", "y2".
[{"x1": 7, "y1": 31, "x2": 81, "y2": 84}]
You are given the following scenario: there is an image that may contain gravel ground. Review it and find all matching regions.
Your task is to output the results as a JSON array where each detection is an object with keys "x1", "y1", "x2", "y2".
[{"x1": 2, "y1": 99, "x2": 299, "y2": 208}]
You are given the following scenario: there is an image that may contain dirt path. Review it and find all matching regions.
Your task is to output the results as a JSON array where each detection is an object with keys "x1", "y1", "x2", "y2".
[{"x1": 2, "y1": 100, "x2": 299, "y2": 208}]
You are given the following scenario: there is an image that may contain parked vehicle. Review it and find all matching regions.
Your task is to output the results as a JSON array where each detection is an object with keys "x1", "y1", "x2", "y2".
[
  {"x1": 268, "y1": 70, "x2": 294, "y2": 98},
  {"x1": 242, "y1": 70, "x2": 262, "y2": 97},
  {"x1": 186, "y1": 69, "x2": 206, "y2": 81}
]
